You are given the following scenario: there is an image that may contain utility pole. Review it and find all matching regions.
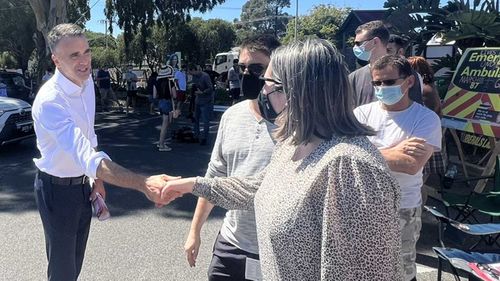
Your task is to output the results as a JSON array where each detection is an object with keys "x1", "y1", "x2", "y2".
[
  {"x1": 98, "y1": 19, "x2": 108, "y2": 50},
  {"x1": 295, "y1": 0, "x2": 298, "y2": 41},
  {"x1": 274, "y1": 6, "x2": 278, "y2": 38}
]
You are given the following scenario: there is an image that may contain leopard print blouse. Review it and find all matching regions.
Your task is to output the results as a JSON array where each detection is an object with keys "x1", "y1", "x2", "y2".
[{"x1": 193, "y1": 135, "x2": 402, "y2": 280}]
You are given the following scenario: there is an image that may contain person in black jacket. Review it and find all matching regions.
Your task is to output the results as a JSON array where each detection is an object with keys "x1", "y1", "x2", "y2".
[{"x1": 154, "y1": 66, "x2": 176, "y2": 151}]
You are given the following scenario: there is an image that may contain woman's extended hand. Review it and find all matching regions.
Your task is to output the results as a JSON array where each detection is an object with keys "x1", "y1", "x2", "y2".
[{"x1": 160, "y1": 177, "x2": 197, "y2": 205}]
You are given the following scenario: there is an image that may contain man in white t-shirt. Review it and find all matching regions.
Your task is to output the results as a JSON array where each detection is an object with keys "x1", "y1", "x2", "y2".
[{"x1": 353, "y1": 55, "x2": 441, "y2": 281}]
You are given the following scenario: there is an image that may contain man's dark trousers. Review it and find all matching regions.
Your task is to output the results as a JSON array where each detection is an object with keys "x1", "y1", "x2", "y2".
[{"x1": 34, "y1": 172, "x2": 92, "y2": 281}]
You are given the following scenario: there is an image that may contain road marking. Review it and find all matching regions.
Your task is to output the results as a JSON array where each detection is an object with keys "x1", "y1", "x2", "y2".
[{"x1": 417, "y1": 264, "x2": 436, "y2": 274}]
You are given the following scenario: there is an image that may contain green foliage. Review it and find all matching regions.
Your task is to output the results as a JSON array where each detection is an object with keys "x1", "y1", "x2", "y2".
[
  {"x1": 105, "y1": 0, "x2": 227, "y2": 59},
  {"x1": 0, "y1": 52, "x2": 17, "y2": 69},
  {"x1": 188, "y1": 18, "x2": 236, "y2": 64},
  {"x1": 282, "y1": 4, "x2": 350, "y2": 44},
  {"x1": 114, "y1": 17, "x2": 236, "y2": 71},
  {"x1": 385, "y1": 0, "x2": 500, "y2": 53},
  {"x1": 68, "y1": 0, "x2": 90, "y2": 25},
  {"x1": 0, "y1": 0, "x2": 36, "y2": 71},
  {"x1": 385, "y1": 0, "x2": 500, "y2": 94},
  {"x1": 237, "y1": 0, "x2": 291, "y2": 40}
]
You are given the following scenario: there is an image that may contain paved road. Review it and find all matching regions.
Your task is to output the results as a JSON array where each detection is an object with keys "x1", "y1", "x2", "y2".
[{"x1": 0, "y1": 110, "x2": 460, "y2": 280}]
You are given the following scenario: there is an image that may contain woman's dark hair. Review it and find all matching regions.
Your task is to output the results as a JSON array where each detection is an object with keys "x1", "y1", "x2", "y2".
[
  {"x1": 272, "y1": 38, "x2": 374, "y2": 145},
  {"x1": 408, "y1": 56, "x2": 435, "y2": 84}
]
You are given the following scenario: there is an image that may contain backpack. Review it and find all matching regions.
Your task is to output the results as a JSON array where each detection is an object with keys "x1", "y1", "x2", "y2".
[{"x1": 174, "y1": 126, "x2": 196, "y2": 143}]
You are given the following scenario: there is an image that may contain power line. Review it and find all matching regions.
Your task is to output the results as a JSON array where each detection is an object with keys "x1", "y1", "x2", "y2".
[{"x1": 74, "y1": 0, "x2": 102, "y2": 25}]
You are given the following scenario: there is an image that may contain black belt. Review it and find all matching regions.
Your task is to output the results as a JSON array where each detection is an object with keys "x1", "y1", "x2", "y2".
[{"x1": 38, "y1": 170, "x2": 89, "y2": 186}]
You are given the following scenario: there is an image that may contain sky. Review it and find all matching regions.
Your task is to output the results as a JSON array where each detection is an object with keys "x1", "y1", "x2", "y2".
[{"x1": 86, "y1": 0, "x2": 391, "y2": 35}]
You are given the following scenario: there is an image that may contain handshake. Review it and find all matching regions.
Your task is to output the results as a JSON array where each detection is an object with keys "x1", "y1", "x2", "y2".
[{"x1": 142, "y1": 175, "x2": 197, "y2": 207}]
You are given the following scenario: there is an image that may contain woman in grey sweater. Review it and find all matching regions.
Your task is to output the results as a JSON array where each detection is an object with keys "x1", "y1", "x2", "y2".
[{"x1": 162, "y1": 38, "x2": 402, "y2": 281}]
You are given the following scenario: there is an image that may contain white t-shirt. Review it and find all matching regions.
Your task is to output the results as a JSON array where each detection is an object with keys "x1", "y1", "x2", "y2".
[
  {"x1": 354, "y1": 101, "x2": 442, "y2": 208},
  {"x1": 124, "y1": 71, "x2": 137, "y2": 91}
]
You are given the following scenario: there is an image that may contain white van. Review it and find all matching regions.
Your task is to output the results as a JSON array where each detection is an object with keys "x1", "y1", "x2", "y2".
[{"x1": 213, "y1": 48, "x2": 240, "y2": 75}]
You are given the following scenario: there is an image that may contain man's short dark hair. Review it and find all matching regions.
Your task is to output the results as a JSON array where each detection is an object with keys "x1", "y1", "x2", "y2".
[
  {"x1": 239, "y1": 34, "x2": 281, "y2": 57},
  {"x1": 371, "y1": 55, "x2": 413, "y2": 77},
  {"x1": 388, "y1": 34, "x2": 408, "y2": 50},
  {"x1": 355, "y1": 20, "x2": 390, "y2": 45},
  {"x1": 233, "y1": 59, "x2": 239, "y2": 64},
  {"x1": 47, "y1": 23, "x2": 85, "y2": 53}
]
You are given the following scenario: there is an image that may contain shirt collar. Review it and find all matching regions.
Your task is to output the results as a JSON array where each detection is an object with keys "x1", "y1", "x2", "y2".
[{"x1": 53, "y1": 68, "x2": 90, "y2": 96}]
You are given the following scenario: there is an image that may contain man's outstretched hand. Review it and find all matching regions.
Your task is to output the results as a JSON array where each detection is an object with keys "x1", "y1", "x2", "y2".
[{"x1": 143, "y1": 174, "x2": 181, "y2": 207}]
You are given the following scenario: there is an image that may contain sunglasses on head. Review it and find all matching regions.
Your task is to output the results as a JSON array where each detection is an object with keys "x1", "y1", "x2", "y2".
[
  {"x1": 371, "y1": 76, "x2": 407, "y2": 87},
  {"x1": 238, "y1": 64, "x2": 265, "y2": 76}
]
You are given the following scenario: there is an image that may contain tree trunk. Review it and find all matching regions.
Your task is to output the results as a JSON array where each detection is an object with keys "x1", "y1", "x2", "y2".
[{"x1": 27, "y1": 0, "x2": 67, "y2": 82}]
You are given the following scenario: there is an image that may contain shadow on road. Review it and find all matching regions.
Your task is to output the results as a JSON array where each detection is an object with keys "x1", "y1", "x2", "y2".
[{"x1": 0, "y1": 113, "x2": 226, "y2": 219}]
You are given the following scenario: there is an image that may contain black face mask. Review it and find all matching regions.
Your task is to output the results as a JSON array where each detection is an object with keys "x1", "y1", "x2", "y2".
[
  {"x1": 257, "y1": 90, "x2": 279, "y2": 123},
  {"x1": 240, "y1": 73, "x2": 264, "y2": 100}
]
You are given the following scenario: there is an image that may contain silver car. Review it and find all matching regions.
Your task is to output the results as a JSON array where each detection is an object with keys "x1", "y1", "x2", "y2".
[{"x1": 0, "y1": 96, "x2": 34, "y2": 145}]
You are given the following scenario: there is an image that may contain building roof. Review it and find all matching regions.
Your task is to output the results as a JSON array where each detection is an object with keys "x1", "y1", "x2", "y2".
[
  {"x1": 352, "y1": 10, "x2": 387, "y2": 23},
  {"x1": 338, "y1": 10, "x2": 388, "y2": 35}
]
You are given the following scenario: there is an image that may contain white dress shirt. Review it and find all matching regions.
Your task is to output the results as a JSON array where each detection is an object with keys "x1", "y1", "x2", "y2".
[{"x1": 32, "y1": 69, "x2": 110, "y2": 179}]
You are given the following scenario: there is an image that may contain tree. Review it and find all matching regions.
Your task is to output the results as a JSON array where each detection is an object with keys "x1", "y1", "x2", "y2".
[
  {"x1": 384, "y1": 0, "x2": 500, "y2": 95},
  {"x1": 189, "y1": 18, "x2": 236, "y2": 64},
  {"x1": 114, "y1": 17, "x2": 235, "y2": 71},
  {"x1": 384, "y1": 0, "x2": 500, "y2": 53},
  {"x1": 105, "y1": 0, "x2": 227, "y2": 60},
  {"x1": 282, "y1": 4, "x2": 350, "y2": 44},
  {"x1": 85, "y1": 31, "x2": 119, "y2": 69},
  {"x1": 0, "y1": 0, "x2": 36, "y2": 72},
  {"x1": 27, "y1": 0, "x2": 90, "y2": 79},
  {"x1": 238, "y1": 0, "x2": 291, "y2": 40}
]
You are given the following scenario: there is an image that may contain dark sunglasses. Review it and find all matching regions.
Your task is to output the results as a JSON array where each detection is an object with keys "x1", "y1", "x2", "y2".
[
  {"x1": 354, "y1": 37, "x2": 374, "y2": 47},
  {"x1": 371, "y1": 76, "x2": 407, "y2": 87},
  {"x1": 238, "y1": 64, "x2": 265, "y2": 76}
]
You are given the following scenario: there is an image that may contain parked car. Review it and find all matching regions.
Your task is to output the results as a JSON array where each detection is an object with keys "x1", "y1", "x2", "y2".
[
  {"x1": 0, "y1": 96, "x2": 34, "y2": 145},
  {"x1": 0, "y1": 71, "x2": 33, "y2": 103}
]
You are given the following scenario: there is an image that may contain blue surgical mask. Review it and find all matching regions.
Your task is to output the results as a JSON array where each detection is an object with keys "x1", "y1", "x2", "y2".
[
  {"x1": 353, "y1": 42, "x2": 372, "y2": 61},
  {"x1": 374, "y1": 85, "x2": 404, "y2": 105}
]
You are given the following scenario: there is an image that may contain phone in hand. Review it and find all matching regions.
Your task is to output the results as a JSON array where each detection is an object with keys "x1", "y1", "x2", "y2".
[{"x1": 92, "y1": 192, "x2": 110, "y2": 221}]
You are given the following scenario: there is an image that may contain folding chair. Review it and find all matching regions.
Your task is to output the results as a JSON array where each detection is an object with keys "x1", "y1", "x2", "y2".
[
  {"x1": 424, "y1": 205, "x2": 500, "y2": 281},
  {"x1": 438, "y1": 156, "x2": 500, "y2": 222}
]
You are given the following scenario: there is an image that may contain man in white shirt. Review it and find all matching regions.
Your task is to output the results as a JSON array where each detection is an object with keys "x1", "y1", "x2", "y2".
[
  {"x1": 32, "y1": 23, "x2": 172, "y2": 281},
  {"x1": 353, "y1": 55, "x2": 442, "y2": 281}
]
